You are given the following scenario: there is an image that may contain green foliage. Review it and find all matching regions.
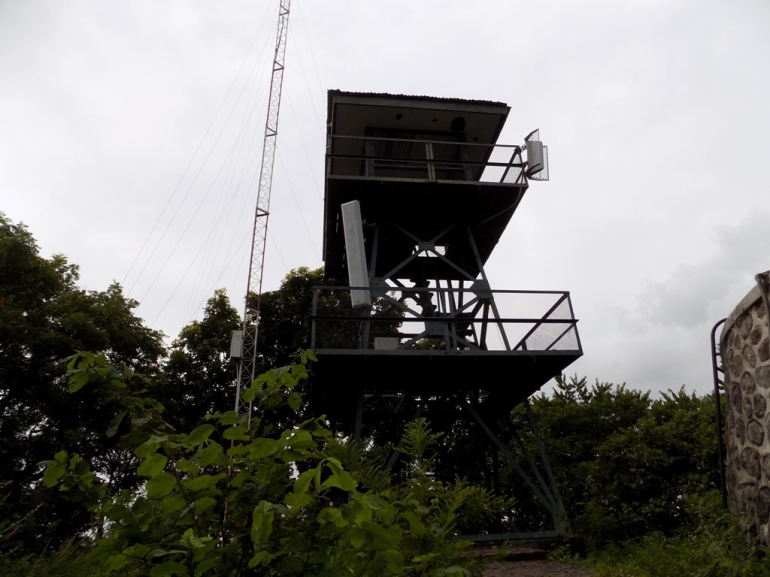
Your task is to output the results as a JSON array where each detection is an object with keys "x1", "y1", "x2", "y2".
[
  {"x1": 0, "y1": 212, "x2": 165, "y2": 554},
  {"x1": 256, "y1": 267, "x2": 337, "y2": 369},
  {"x1": 0, "y1": 540, "x2": 102, "y2": 577},
  {"x1": 159, "y1": 289, "x2": 241, "y2": 432},
  {"x1": 510, "y1": 376, "x2": 721, "y2": 547},
  {"x1": 42, "y1": 351, "x2": 479, "y2": 577},
  {"x1": 556, "y1": 492, "x2": 770, "y2": 577}
]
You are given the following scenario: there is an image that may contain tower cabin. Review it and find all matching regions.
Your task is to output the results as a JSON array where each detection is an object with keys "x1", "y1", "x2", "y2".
[{"x1": 311, "y1": 91, "x2": 581, "y2": 421}]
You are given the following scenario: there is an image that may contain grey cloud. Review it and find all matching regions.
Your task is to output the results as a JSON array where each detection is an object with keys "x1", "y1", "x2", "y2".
[{"x1": 640, "y1": 211, "x2": 770, "y2": 329}]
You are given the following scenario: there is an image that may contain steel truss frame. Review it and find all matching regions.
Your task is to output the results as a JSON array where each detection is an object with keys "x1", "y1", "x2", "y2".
[
  {"x1": 323, "y1": 215, "x2": 574, "y2": 540},
  {"x1": 311, "y1": 219, "x2": 580, "y2": 356},
  {"x1": 351, "y1": 389, "x2": 571, "y2": 540},
  {"x1": 235, "y1": 0, "x2": 290, "y2": 422}
]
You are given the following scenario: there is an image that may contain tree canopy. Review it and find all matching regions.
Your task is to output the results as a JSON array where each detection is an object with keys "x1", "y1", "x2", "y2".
[
  {"x1": 159, "y1": 289, "x2": 241, "y2": 433},
  {"x1": 0, "y1": 213, "x2": 165, "y2": 553},
  {"x1": 0, "y1": 212, "x2": 727, "y2": 568}
]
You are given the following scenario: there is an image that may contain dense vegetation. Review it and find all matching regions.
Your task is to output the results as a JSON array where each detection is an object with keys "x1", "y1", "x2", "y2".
[{"x1": 2, "y1": 212, "x2": 767, "y2": 575}]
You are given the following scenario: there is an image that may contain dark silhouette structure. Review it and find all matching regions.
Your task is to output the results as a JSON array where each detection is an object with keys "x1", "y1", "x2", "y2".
[{"x1": 311, "y1": 91, "x2": 581, "y2": 540}]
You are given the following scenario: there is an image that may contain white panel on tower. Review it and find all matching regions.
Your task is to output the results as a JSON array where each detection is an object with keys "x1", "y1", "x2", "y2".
[
  {"x1": 341, "y1": 200, "x2": 371, "y2": 308},
  {"x1": 527, "y1": 140, "x2": 544, "y2": 175},
  {"x1": 229, "y1": 330, "x2": 244, "y2": 359}
]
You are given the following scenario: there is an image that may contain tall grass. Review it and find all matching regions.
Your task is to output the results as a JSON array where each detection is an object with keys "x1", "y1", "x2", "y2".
[
  {"x1": 556, "y1": 492, "x2": 770, "y2": 577},
  {"x1": 0, "y1": 540, "x2": 100, "y2": 577}
]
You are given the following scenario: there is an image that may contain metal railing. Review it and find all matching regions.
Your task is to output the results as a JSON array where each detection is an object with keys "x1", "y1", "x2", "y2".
[
  {"x1": 311, "y1": 286, "x2": 580, "y2": 354},
  {"x1": 326, "y1": 135, "x2": 530, "y2": 184}
]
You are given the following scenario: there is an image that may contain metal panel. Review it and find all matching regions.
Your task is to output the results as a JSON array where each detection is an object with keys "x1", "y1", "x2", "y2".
[
  {"x1": 341, "y1": 200, "x2": 371, "y2": 308},
  {"x1": 229, "y1": 330, "x2": 243, "y2": 359},
  {"x1": 527, "y1": 140, "x2": 544, "y2": 175}
]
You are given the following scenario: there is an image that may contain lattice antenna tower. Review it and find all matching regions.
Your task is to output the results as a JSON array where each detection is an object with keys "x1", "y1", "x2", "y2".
[{"x1": 232, "y1": 0, "x2": 290, "y2": 419}]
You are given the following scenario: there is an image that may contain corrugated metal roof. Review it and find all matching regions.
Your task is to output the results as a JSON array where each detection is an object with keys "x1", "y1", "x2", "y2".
[
  {"x1": 326, "y1": 89, "x2": 508, "y2": 122},
  {"x1": 328, "y1": 89, "x2": 507, "y2": 107}
]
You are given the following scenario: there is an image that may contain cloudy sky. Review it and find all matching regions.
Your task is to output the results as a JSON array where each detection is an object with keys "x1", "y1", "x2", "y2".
[{"x1": 2, "y1": 0, "x2": 769, "y2": 396}]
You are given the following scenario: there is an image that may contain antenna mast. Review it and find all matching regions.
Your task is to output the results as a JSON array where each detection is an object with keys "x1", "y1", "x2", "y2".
[{"x1": 234, "y1": 0, "x2": 290, "y2": 418}]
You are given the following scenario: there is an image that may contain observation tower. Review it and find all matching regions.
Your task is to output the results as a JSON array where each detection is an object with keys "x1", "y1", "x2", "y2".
[{"x1": 311, "y1": 91, "x2": 582, "y2": 540}]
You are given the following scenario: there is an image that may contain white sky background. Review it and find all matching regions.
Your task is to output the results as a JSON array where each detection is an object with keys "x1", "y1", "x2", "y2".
[{"x1": 2, "y1": 0, "x2": 769, "y2": 396}]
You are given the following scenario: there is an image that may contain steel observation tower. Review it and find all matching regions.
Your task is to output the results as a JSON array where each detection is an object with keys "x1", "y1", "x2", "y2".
[{"x1": 310, "y1": 91, "x2": 583, "y2": 541}]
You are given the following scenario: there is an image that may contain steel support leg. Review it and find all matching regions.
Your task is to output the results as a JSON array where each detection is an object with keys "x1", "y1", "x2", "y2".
[{"x1": 455, "y1": 394, "x2": 568, "y2": 533}]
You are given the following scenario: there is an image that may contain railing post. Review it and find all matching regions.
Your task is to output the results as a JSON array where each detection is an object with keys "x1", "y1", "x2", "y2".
[
  {"x1": 425, "y1": 142, "x2": 436, "y2": 182},
  {"x1": 311, "y1": 288, "x2": 318, "y2": 349}
]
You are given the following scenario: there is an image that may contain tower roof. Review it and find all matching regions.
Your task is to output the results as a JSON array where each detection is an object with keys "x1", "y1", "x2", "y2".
[{"x1": 326, "y1": 90, "x2": 510, "y2": 147}]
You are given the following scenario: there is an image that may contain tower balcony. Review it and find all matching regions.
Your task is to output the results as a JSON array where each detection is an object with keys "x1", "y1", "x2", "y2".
[
  {"x1": 323, "y1": 134, "x2": 544, "y2": 281},
  {"x1": 310, "y1": 284, "x2": 581, "y2": 401}
]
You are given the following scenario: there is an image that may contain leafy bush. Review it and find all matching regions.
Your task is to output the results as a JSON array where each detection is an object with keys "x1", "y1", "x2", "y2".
[
  {"x1": 509, "y1": 376, "x2": 721, "y2": 547},
  {"x1": 42, "y1": 351, "x2": 481, "y2": 577}
]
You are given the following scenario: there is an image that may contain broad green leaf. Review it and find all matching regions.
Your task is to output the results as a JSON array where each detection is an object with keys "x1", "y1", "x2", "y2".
[
  {"x1": 148, "y1": 549, "x2": 168, "y2": 559},
  {"x1": 106, "y1": 410, "x2": 127, "y2": 438},
  {"x1": 280, "y1": 449, "x2": 305, "y2": 462},
  {"x1": 150, "y1": 561, "x2": 188, "y2": 577},
  {"x1": 350, "y1": 528, "x2": 366, "y2": 548},
  {"x1": 305, "y1": 350, "x2": 318, "y2": 362},
  {"x1": 241, "y1": 387, "x2": 256, "y2": 403},
  {"x1": 361, "y1": 520, "x2": 400, "y2": 550},
  {"x1": 222, "y1": 425, "x2": 249, "y2": 441},
  {"x1": 365, "y1": 494, "x2": 387, "y2": 510},
  {"x1": 138, "y1": 453, "x2": 168, "y2": 478},
  {"x1": 123, "y1": 543, "x2": 151, "y2": 558},
  {"x1": 54, "y1": 450, "x2": 69, "y2": 464},
  {"x1": 403, "y1": 511, "x2": 426, "y2": 536},
  {"x1": 382, "y1": 549, "x2": 405, "y2": 574},
  {"x1": 248, "y1": 438, "x2": 276, "y2": 460},
  {"x1": 284, "y1": 492, "x2": 312, "y2": 511},
  {"x1": 192, "y1": 496, "x2": 217, "y2": 515},
  {"x1": 187, "y1": 424, "x2": 215, "y2": 446},
  {"x1": 288, "y1": 438, "x2": 316, "y2": 451},
  {"x1": 66, "y1": 354, "x2": 79, "y2": 371},
  {"x1": 184, "y1": 474, "x2": 222, "y2": 493},
  {"x1": 230, "y1": 471, "x2": 250, "y2": 488},
  {"x1": 194, "y1": 558, "x2": 219, "y2": 577},
  {"x1": 146, "y1": 472, "x2": 177, "y2": 499},
  {"x1": 251, "y1": 503, "x2": 275, "y2": 545},
  {"x1": 43, "y1": 462, "x2": 65, "y2": 487},
  {"x1": 316, "y1": 507, "x2": 341, "y2": 525},
  {"x1": 227, "y1": 444, "x2": 250, "y2": 457},
  {"x1": 195, "y1": 443, "x2": 224, "y2": 467},
  {"x1": 248, "y1": 551, "x2": 271, "y2": 568},
  {"x1": 160, "y1": 493, "x2": 187, "y2": 513},
  {"x1": 68, "y1": 372, "x2": 88, "y2": 393},
  {"x1": 135, "y1": 441, "x2": 157, "y2": 459},
  {"x1": 106, "y1": 554, "x2": 129, "y2": 571},
  {"x1": 287, "y1": 393, "x2": 301, "y2": 410},
  {"x1": 293, "y1": 469, "x2": 314, "y2": 496},
  {"x1": 176, "y1": 459, "x2": 199, "y2": 477},
  {"x1": 218, "y1": 411, "x2": 239, "y2": 425},
  {"x1": 291, "y1": 363, "x2": 308, "y2": 379},
  {"x1": 279, "y1": 373, "x2": 298, "y2": 389},
  {"x1": 322, "y1": 471, "x2": 357, "y2": 492}
]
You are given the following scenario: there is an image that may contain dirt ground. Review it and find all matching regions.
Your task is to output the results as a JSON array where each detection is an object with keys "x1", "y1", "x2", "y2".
[
  {"x1": 469, "y1": 546, "x2": 593, "y2": 577},
  {"x1": 482, "y1": 560, "x2": 593, "y2": 577}
]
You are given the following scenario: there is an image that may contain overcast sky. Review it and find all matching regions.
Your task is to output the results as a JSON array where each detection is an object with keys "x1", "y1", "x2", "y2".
[{"x1": 2, "y1": 0, "x2": 770, "y2": 396}]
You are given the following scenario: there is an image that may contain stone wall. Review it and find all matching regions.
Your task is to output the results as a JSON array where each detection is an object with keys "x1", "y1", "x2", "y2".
[{"x1": 721, "y1": 277, "x2": 770, "y2": 545}]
